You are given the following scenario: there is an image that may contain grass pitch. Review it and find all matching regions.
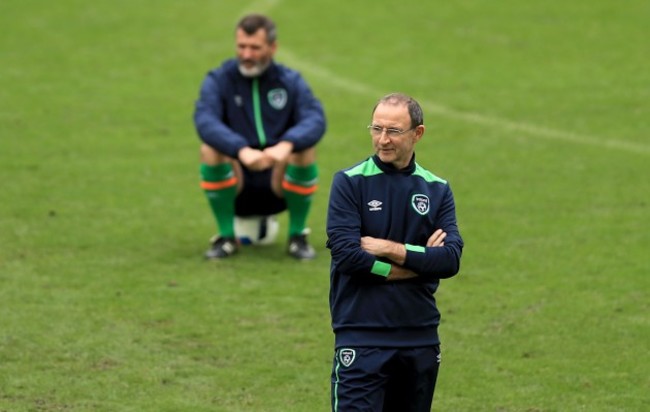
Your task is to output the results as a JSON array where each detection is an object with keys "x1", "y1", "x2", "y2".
[{"x1": 1, "y1": 0, "x2": 648, "y2": 411}]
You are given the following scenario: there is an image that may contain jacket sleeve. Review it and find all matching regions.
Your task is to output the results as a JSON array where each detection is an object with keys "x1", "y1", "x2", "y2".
[
  {"x1": 193, "y1": 72, "x2": 249, "y2": 158},
  {"x1": 280, "y1": 73, "x2": 326, "y2": 152},
  {"x1": 326, "y1": 172, "x2": 380, "y2": 277},
  {"x1": 403, "y1": 184, "x2": 464, "y2": 279}
]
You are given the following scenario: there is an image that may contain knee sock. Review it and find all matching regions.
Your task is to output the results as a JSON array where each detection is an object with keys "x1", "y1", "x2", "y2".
[
  {"x1": 282, "y1": 164, "x2": 318, "y2": 237},
  {"x1": 200, "y1": 163, "x2": 237, "y2": 238}
]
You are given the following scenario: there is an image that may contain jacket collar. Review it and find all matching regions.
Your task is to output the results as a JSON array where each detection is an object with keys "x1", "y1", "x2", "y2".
[{"x1": 371, "y1": 154, "x2": 416, "y2": 175}]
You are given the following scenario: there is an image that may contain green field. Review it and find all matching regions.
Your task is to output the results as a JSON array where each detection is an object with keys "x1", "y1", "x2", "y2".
[{"x1": 1, "y1": 0, "x2": 648, "y2": 411}]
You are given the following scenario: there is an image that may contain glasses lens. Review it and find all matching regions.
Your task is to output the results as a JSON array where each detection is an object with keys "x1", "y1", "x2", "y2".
[{"x1": 368, "y1": 126, "x2": 410, "y2": 137}]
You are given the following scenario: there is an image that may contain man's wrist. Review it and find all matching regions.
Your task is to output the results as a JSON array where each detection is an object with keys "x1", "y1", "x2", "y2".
[
  {"x1": 386, "y1": 242, "x2": 406, "y2": 266},
  {"x1": 371, "y1": 261, "x2": 391, "y2": 278}
]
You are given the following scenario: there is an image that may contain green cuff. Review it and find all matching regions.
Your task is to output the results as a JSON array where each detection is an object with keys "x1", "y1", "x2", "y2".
[
  {"x1": 405, "y1": 244, "x2": 425, "y2": 253},
  {"x1": 371, "y1": 261, "x2": 391, "y2": 277}
]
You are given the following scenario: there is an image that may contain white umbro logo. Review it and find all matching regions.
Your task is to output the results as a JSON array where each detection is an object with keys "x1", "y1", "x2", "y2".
[{"x1": 368, "y1": 200, "x2": 382, "y2": 211}]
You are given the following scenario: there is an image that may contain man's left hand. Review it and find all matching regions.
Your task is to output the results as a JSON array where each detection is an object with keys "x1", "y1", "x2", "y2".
[{"x1": 263, "y1": 141, "x2": 294, "y2": 164}]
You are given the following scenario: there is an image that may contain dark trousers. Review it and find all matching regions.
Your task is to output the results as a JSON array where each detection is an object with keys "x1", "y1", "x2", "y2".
[
  {"x1": 331, "y1": 346, "x2": 441, "y2": 412},
  {"x1": 235, "y1": 167, "x2": 286, "y2": 216}
]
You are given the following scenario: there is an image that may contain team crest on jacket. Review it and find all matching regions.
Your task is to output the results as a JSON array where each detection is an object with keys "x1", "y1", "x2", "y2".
[
  {"x1": 411, "y1": 194, "x2": 430, "y2": 215},
  {"x1": 339, "y1": 348, "x2": 356, "y2": 367},
  {"x1": 268, "y1": 88, "x2": 288, "y2": 110}
]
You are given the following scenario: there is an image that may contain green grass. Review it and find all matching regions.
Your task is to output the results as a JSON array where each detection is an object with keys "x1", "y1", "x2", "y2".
[{"x1": 1, "y1": 0, "x2": 649, "y2": 411}]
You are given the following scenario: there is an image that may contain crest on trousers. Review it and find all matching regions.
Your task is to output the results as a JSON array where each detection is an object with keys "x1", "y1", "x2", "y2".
[
  {"x1": 411, "y1": 194, "x2": 430, "y2": 215},
  {"x1": 268, "y1": 88, "x2": 288, "y2": 110},
  {"x1": 339, "y1": 348, "x2": 356, "y2": 367}
]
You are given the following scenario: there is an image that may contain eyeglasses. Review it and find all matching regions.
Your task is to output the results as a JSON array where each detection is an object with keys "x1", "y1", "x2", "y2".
[{"x1": 367, "y1": 125, "x2": 415, "y2": 138}]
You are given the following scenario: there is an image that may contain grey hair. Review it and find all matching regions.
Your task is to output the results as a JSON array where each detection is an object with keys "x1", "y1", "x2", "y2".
[{"x1": 372, "y1": 93, "x2": 424, "y2": 129}]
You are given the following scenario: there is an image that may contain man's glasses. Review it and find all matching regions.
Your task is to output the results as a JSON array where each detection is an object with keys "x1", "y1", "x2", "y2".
[{"x1": 367, "y1": 125, "x2": 415, "y2": 138}]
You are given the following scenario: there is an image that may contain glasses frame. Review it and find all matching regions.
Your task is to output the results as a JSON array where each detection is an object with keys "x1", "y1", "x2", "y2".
[{"x1": 367, "y1": 125, "x2": 415, "y2": 138}]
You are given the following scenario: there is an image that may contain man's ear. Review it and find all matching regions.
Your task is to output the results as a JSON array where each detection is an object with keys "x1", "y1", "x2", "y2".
[{"x1": 414, "y1": 125, "x2": 425, "y2": 141}]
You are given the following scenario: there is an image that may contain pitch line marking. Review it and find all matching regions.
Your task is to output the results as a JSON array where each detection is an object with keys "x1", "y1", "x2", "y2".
[{"x1": 279, "y1": 49, "x2": 650, "y2": 156}]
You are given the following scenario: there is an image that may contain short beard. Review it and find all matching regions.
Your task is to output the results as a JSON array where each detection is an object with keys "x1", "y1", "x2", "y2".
[{"x1": 238, "y1": 60, "x2": 271, "y2": 78}]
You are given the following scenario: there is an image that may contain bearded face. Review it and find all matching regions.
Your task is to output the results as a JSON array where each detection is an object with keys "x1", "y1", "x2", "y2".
[{"x1": 235, "y1": 28, "x2": 276, "y2": 78}]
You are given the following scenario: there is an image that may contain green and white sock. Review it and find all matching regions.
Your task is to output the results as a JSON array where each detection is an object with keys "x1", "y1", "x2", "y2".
[
  {"x1": 200, "y1": 163, "x2": 237, "y2": 238},
  {"x1": 282, "y1": 164, "x2": 318, "y2": 237}
]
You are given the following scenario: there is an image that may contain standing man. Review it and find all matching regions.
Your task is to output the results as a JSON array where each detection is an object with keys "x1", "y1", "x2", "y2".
[
  {"x1": 326, "y1": 93, "x2": 463, "y2": 411},
  {"x1": 194, "y1": 14, "x2": 326, "y2": 259}
]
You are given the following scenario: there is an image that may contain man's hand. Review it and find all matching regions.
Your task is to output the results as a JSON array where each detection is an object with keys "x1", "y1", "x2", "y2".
[
  {"x1": 263, "y1": 141, "x2": 294, "y2": 164},
  {"x1": 238, "y1": 147, "x2": 274, "y2": 171},
  {"x1": 386, "y1": 265, "x2": 418, "y2": 281},
  {"x1": 427, "y1": 229, "x2": 447, "y2": 247}
]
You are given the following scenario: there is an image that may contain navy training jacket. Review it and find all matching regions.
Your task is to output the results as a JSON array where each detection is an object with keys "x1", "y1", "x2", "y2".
[
  {"x1": 326, "y1": 155, "x2": 464, "y2": 349},
  {"x1": 194, "y1": 59, "x2": 326, "y2": 158}
]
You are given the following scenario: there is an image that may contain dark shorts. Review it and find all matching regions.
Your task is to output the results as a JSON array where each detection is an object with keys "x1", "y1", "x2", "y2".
[
  {"x1": 235, "y1": 167, "x2": 286, "y2": 217},
  {"x1": 331, "y1": 346, "x2": 441, "y2": 412}
]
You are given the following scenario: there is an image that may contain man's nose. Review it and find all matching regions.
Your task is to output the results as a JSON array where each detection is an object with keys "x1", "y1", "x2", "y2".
[
  {"x1": 378, "y1": 130, "x2": 391, "y2": 143},
  {"x1": 240, "y1": 47, "x2": 253, "y2": 59}
]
